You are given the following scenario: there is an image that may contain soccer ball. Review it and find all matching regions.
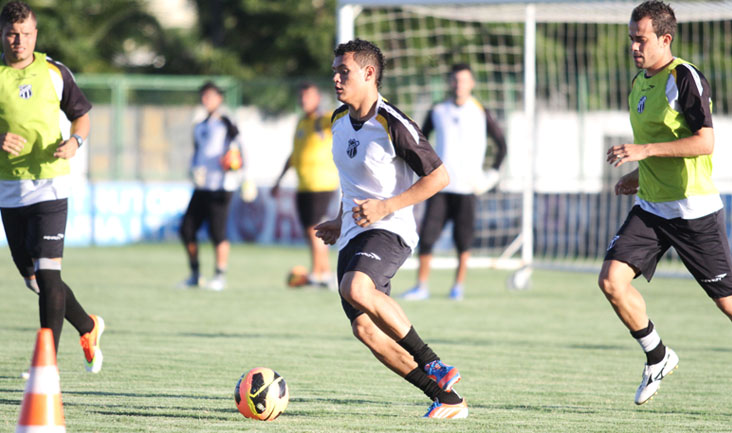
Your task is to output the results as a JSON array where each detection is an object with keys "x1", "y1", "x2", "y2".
[
  {"x1": 235, "y1": 367, "x2": 289, "y2": 421},
  {"x1": 286, "y1": 265, "x2": 309, "y2": 288}
]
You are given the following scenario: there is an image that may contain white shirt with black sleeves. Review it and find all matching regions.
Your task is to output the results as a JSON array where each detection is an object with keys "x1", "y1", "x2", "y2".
[{"x1": 331, "y1": 94, "x2": 443, "y2": 252}]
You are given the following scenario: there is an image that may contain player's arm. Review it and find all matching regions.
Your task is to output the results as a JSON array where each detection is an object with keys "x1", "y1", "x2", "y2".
[
  {"x1": 271, "y1": 156, "x2": 292, "y2": 197},
  {"x1": 53, "y1": 59, "x2": 92, "y2": 160},
  {"x1": 614, "y1": 168, "x2": 639, "y2": 196},
  {"x1": 0, "y1": 132, "x2": 27, "y2": 156},
  {"x1": 352, "y1": 113, "x2": 447, "y2": 228},
  {"x1": 353, "y1": 164, "x2": 448, "y2": 228},
  {"x1": 608, "y1": 64, "x2": 714, "y2": 167},
  {"x1": 485, "y1": 108, "x2": 507, "y2": 169},
  {"x1": 54, "y1": 113, "x2": 90, "y2": 159},
  {"x1": 315, "y1": 194, "x2": 343, "y2": 245}
]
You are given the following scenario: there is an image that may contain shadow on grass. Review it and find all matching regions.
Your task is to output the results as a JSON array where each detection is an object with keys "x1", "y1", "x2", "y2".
[
  {"x1": 566, "y1": 343, "x2": 626, "y2": 351},
  {"x1": 90, "y1": 409, "x2": 232, "y2": 421}
]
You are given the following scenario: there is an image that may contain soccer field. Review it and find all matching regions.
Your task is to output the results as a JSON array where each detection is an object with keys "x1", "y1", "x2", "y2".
[{"x1": 1, "y1": 244, "x2": 731, "y2": 432}]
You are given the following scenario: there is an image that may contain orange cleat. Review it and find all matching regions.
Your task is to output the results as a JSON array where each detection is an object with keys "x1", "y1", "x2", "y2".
[
  {"x1": 423, "y1": 398, "x2": 468, "y2": 419},
  {"x1": 80, "y1": 315, "x2": 105, "y2": 373}
]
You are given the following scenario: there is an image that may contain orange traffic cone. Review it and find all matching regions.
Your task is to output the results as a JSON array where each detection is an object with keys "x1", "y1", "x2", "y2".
[{"x1": 16, "y1": 328, "x2": 66, "y2": 433}]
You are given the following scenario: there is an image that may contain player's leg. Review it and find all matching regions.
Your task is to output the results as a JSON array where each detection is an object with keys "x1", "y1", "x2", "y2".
[
  {"x1": 338, "y1": 230, "x2": 463, "y2": 390},
  {"x1": 179, "y1": 190, "x2": 207, "y2": 287},
  {"x1": 296, "y1": 191, "x2": 334, "y2": 286},
  {"x1": 350, "y1": 313, "x2": 466, "y2": 418},
  {"x1": 1, "y1": 206, "x2": 38, "y2": 293},
  {"x1": 30, "y1": 199, "x2": 103, "y2": 372},
  {"x1": 599, "y1": 206, "x2": 676, "y2": 404},
  {"x1": 402, "y1": 194, "x2": 448, "y2": 300},
  {"x1": 206, "y1": 190, "x2": 233, "y2": 290},
  {"x1": 449, "y1": 193, "x2": 476, "y2": 300}
]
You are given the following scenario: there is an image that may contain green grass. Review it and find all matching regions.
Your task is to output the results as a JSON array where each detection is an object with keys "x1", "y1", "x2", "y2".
[{"x1": 1, "y1": 243, "x2": 732, "y2": 432}]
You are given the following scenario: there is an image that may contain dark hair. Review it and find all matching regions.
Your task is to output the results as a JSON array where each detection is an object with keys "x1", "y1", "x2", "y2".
[
  {"x1": 631, "y1": 0, "x2": 676, "y2": 41},
  {"x1": 334, "y1": 39, "x2": 386, "y2": 88},
  {"x1": 450, "y1": 63, "x2": 472, "y2": 75},
  {"x1": 0, "y1": 1, "x2": 35, "y2": 29},
  {"x1": 298, "y1": 81, "x2": 319, "y2": 93},
  {"x1": 199, "y1": 81, "x2": 223, "y2": 95}
]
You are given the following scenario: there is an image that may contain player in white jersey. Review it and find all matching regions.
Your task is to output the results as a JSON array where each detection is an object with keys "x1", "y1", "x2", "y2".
[
  {"x1": 179, "y1": 81, "x2": 244, "y2": 291},
  {"x1": 315, "y1": 39, "x2": 467, "y2": 419},
  {"x1": 402, "y1": 63, "x2": 507, "y2": 301}
]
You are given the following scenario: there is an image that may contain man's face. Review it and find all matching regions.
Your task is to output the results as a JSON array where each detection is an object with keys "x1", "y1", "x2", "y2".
[
  {"x1": 332, "y1": 52, "x2": 368, "y2": 105},
  {"x1": 2, "y1": 18, "x2": 37, "y2": 66},
  {"x1": 201, "y1": 88, "x2": 223, "y2": 113},
  {"x1": 299, "y1": 87, "x2": 320, "y2": 115},
  {"x1": 629, "y1": 16, "x2": 670, "y2": 71},
  {"x1": 450, "y1": 69, "x2": 475, "y2": 101}
]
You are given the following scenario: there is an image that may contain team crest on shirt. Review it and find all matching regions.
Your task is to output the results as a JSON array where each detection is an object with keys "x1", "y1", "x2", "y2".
[
  {"x1": 346, "y1": 138, "x2": 360, "y2": 158},
  {"x1": 637, "y1": 95, "x2": 646, "y2": 113},
  {"x1": 18, "y1": 84, "x2": 32, "y2": 99}
]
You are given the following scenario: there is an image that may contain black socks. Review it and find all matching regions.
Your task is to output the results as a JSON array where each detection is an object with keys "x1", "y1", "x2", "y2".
[
  {"x1": 397, "y1": 326, "x2": 439, "y2": 370},
  {"x1": 404, "y1": 368, "x2": 462, "y2": 404}
]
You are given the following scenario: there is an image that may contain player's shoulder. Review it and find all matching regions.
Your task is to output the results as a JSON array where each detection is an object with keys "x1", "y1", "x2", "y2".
[
  {"x1": 378, "y1": 98, "x2": 414, "y2": 128},
  {"x1": 671, "y1": 60, "x2": 708, "y2": 86},
  {"x1": 331, "y1": 104, "x2": 349, "y2": 124},
  {"x1": 44, "y1": 55, "x2": 73, "y2": 80}
]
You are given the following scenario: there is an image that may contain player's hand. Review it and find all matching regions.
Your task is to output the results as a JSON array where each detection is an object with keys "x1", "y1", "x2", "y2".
[
  {"x1": 314, "y1": 218, "x2": 341, "y2": 245},
  {"x1": 352, "y1": 198, "x2": 389, "y2": 228},
  {"x1": 271, "y1": 184, "x2": 280, "y2": 197},
  {"x1": 614, "y1": 172, "x2": 639, "y2": 196},
  {"x1": 0, "y1": 132, "x2": 27, "y2": 156},
  {"x1": 607, "y1": 143, "x2": 648, "y2": 167},
  {"x1": 54, "y1": 138, "x2": 79, "y2": 159}
]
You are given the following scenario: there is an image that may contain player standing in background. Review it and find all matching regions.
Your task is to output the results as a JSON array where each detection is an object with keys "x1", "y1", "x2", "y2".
[
  {"x1": 271, "y1": 82, "x2": 339, "y2": 288},
  {"x1": 315, "y1": 39, "x2": 467, "y2": 418},
  {"x1": 401, "y1": 63, "x2": 507, "y2": 301},
  {"x1": 179, "y1": 81, "x2": 244, "y2": 291},
  {"x1": 601, "y1": 0, "x2": 732, "y2": 405},
  {"x1": 0, "y1": 1, "x2": 103, "y2": 371}
]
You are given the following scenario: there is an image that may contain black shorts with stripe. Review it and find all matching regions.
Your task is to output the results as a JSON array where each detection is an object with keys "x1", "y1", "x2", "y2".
[
  {"x1": 605, "y1": 205, "x2": 732, "y2": 299},
  {"x1": 337, "y1": 229, "x2": 411, "y2": 322},
  {"x1": 1, "y1": 198, "x2": 68, "y2": 277}
]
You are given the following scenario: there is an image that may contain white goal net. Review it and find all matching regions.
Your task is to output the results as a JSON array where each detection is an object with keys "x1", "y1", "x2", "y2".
[{"x1": 337, "y1": 0, "x2": 732, "y2": 285}]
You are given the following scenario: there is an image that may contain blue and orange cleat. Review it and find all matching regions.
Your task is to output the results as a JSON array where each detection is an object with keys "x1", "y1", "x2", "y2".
[
  {"x1": 80, "y1": 314, "x2": 104, "y2": 373},
  {"x1": 423, "y1": 398, "x2": 468, "y2": 419},
  {"x1": 424, "y1": 360, "x2": 461, "y2": 392}
]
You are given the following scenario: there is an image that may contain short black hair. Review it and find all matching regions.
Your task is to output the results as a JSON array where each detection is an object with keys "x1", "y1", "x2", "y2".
[
  {"x1": 334, "y1": 39, "x2": 386, "y2": 88},
  {"x1": 450, "y1": 63, "x2": 472, "y2": 75},
  {"x1": 0, "y1": 1, "x2": 35, "y2": 29},
  {"x1": 298, "y1": 81, "x2": 319, "y2": 93},
  {"x1": 631, "y1": 0, "x2": 676, "y2": 42},
  {"x1": 199, "y1": 81, "x2": 223, "y2": 95}
]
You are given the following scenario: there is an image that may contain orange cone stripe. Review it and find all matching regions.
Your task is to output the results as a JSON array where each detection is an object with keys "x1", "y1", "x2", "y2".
[
  {"x1": 31, "y1": 330, "x2": 56, "y2": 367},
  {"x1": 24, "y1": 367, "x2": 61, "y2": 395},
  {"x1": 17, "y1": 393, "x2": 65, "y2": 426}
]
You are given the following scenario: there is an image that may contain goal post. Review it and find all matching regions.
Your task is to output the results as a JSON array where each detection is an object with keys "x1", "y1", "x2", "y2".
[{"x1": 335, "y1": 0, "x2": 732, "y2": 286}]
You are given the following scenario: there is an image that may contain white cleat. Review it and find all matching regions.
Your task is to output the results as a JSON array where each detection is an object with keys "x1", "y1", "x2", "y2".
[
  {"x1": 206, "y1": 275, "x2": 226, "y2": 291},
  {"x1": 634, "y1": 347, "x2": 679, "y2": 405},
  {"x1": 400, "y1": 286, "x2": 429, "y2": 301},
  {"x1": 177, "y1": 274, "x2": 203, "y2": 289}
]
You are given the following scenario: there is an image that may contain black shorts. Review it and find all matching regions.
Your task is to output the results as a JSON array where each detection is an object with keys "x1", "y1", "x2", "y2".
[
  {"x1": 605, "y1": 205, "x2": 732, "y2": 299},
  {"x1": 296, "y1": 190, "x2": 335, "y2": 229},
  {"x1": 180, "y1": 189, "x2": 233, "y2": 245},
  {"x1": 418, "y1": 192, "x2": 476, "y2": 255},
  {"x1": 1, "y1": 198, "x2": 68, "y2": 277},
  {"x1": 337, "y1": 229, "x2": 411, "y2": 322}
]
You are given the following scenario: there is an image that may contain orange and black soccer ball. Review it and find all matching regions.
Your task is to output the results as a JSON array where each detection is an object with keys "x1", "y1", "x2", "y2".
[
  {"x1": 286, "y1": 265, "x2": 309, "y2": 288},
  {"x1": 235, "y1": 367, "x2": 289, "y2": 421}
]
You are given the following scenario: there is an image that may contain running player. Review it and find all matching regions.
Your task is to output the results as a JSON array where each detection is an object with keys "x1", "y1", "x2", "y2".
[
  {"x1": 601, "y1": 0, "x2": 732, "y2": 405},
  {"x1": 315, "y1": 39, "x2": 467, "y2": 418},
  {"x1": 0, "y1": 1, "x2": 103, "y2": 372}
]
